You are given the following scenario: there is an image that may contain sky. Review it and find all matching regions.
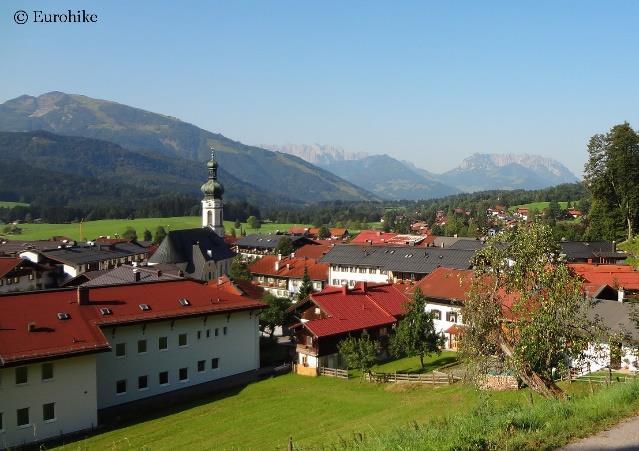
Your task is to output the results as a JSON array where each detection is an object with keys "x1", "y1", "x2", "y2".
[{"x1": 2, "y1": 1, "x2": 639, "y2": 175}]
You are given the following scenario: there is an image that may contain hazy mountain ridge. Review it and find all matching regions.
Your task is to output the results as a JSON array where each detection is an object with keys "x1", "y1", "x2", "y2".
[
  {"x1": 0, "y1": 92, "x2": 377, "y2": 204},
  {"x1": 262, "y1": 143, "x2": 368, "y2": 165}
]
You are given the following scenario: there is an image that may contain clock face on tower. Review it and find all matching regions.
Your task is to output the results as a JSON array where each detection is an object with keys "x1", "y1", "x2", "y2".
[{"x1": 206, "y1": 200, "x2": 213, "y2": 208}]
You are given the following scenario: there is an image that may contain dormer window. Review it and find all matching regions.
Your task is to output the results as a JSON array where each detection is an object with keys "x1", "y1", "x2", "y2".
[
  {"x1": 139, "y1": 304, "x2": 150, "y2": 311},
  {"x1": 178, "y1": 298, "x2": 190, "y2": 307},
  {"x1": 99, "y1": 307, "x2": 112, "y2": 316},
  {"x1": 57, "y1": 312, "x2": 70, "y2": 320}
]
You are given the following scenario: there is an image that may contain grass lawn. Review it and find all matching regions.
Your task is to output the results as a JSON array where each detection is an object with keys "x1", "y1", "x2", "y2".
[
  {"x1": 509, "y1": 201, "x2": 568, "y2": 212},
  {"x1": 0, "y1": 200, "x2": 29, "y2": 208},
  {"x1": 0, "y1": 218, "x2": 312, "y2": 241},
  {"x1": 371, "y1": 351, "x2": 458, "y2": 374}
]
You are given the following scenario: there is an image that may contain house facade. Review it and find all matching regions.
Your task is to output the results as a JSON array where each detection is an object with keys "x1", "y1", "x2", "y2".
[
  {"x1": 249, "y1": 254, "x2": 327, "y2": 299},
  {"x1": 0, "y1": 279, "x2": 264, "y2": 448},
  {"x1": 0, "y1": 257, "x2": 56, "y2": 293}
]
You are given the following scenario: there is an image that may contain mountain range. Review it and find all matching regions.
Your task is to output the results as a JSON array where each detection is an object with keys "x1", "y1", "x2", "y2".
[
  {"x1": 265, "y1": 144, "x2": 579, "y2": 200},
  {"x1": 0, "y1": 91, "x2": 579, "y2": 208},
  {"x1": 0, "y1": 92, "x2": 375, "y2": 205}
]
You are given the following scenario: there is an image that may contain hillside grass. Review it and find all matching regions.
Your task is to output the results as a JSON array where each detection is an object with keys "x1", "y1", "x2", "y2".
[
  {"x1": 52, "y1": 368, "x2": 639, "y2": 451},
  {"x1": 0, "y1": 200, "x2": 29, "y2": 208},
  {"x1": 509, "y1": 201, "x2": 568, "y2": 212},
  {"x1": 0, "y1": 218, "x2": 311, "y2": 241}
]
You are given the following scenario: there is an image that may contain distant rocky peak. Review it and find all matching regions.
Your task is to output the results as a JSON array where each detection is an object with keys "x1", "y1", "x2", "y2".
[{"x1": 261, "y1": 143, "x2": 368, "y2": 165}]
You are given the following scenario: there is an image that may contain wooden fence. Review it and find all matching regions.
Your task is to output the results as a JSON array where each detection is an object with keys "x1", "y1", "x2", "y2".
[
  {"x1": 319, "y1": 367, "x2": 349, "y2": 379},
  {"x1": 364, "y1": 370, "x2": 458, "y2": 385}
]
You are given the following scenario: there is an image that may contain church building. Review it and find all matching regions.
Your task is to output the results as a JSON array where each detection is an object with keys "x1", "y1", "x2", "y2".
[{"x1": 148, "y1": 148, "x2": 235, "y2": 280}]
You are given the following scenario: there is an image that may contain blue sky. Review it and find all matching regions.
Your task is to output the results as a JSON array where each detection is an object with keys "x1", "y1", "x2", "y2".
[{"x1": 2, "y1": 1, "x2": 638, "y2": 175}]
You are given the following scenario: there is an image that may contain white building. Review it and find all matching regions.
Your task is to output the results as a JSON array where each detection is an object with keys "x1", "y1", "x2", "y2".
[{"x1": 0, "y1": 279, "x2": 264, "y2": 448}]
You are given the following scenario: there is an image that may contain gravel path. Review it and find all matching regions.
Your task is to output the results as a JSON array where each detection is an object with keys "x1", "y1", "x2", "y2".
[{"x1": 562, "y1": 415, "x2": 639, "y2": 450}]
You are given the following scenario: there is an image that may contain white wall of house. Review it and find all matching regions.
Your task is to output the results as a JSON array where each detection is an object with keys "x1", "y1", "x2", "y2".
[
  {"x1": 328, "y1": 265, "x2": 389, "y2": 287},
  {"x1": 19, "y1": 251, "x2": 41, "y2": 264},
  {"x1": 0, "y1": 355, "x2": 98, "y2": 449},
  {"x1": 297, "y1": 352, "x2": 318, "y2": 368},
  {"x1": 288, "y1": 278, "x2": 323, "y2": 297},
  {"x1": 96, "y1": 311, "x2": 260, "y2": 409},
  {"x1": 426, "y1": 301, "x2": 462, "y2": 349},
  {"x1": 574, "y1": 343, "x2": 639, "y2": 375}
]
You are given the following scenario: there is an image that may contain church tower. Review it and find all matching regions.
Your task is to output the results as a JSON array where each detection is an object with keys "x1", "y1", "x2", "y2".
[{"x1": 201, "y1": 146, "x2": 225, "y2": 236}]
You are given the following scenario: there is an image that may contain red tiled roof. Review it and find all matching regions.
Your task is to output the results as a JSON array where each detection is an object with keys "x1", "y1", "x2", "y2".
[
  {"x1": 0, "y1": 257, "x2": 22, "y2": 278},
  {"x1": 302, "y1": 284, "x2": 408, "y2": 337},
  {"x1": 249, "y1": 255, "x2": 328, "y2": 281},
  {"x1": 351, "y1": 230, "x2": 398, "y2": 244},
  {"x1": 569, "y1": 264, "x2": 639, "y2": 290},
  {"x1": 214, "y1": 275, "x2": 265, "y2": 301},
  {"x1": 295, "y1": 244, "x2": 332, "y2": 259},
  {"x1": 0, "y1": 279, "x2": 265, "y2": 366},
  {"x1": 409, "y1": 267, "x2": 474, "y2": 301}
]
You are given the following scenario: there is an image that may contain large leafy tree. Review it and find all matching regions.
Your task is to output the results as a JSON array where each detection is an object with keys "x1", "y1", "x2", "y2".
[
  {"x1": 317, "y1": 225, "x2": 331, "y2": 240},
  {"x1": 259, "y1": 294, "x2": 292, "y2": 338},
  {"x1": 274, "y1": 237, "x2": 294, "y2": 256},
  {"x1": 460, "y1": 222, "x2": 602, "y2": 399},
  {"x1": 229, "y1": 255, "x2": 251, "y2": 281},
  {"x1": 338, "y1": 332, "x2": 378, "y2": 377},
  {"x1": 584, "y1": 123, "x2": 639, "y2": 240},
  {"x1": 390, "y1": 288, "x2": 444, "y2": 368},
  {"x1": 153, "y1": 226, "x2": 167, "y2": 244}
]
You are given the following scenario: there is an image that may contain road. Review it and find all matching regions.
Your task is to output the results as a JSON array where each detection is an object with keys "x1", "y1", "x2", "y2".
[{"x1": 562, "y1": 415, "x2": 639, "y2": 450}]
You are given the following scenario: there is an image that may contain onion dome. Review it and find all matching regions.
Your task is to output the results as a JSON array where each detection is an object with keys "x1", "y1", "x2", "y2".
[{"x1": 201, "y1": 148, "x2": 224, "y2": 198}]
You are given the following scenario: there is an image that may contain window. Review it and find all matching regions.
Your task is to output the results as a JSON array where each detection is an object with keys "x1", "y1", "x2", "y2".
[
  {"x1": 223, "y1": 327, "x2": 228, "y2": 336},
  {"x1": 138, "y1": 375, "x2": 148, "y2": 390},
  {"x1": 42, "y1": 403, "x2": 55, "y2": 422},
  {"x1": 159, "y1": 336, "x2": 168, "y2": 350},
  {"x1": 178, "y1": 333, "x2": 188, "y2": 347},
  {"x1": 15, "y1": 366, "x2": 28, "y2": 385},
  {"x1": 0, "y1": 412, "x2": 3, "y2": 432},
  {"x1": 115, "y1": 343, "x2": 126, "y2": 357},
  {"x1": 137, "y1": 339, "x2": 147, "y2": 354},
  {"x1": 197, "y1": 360, "x2": 205, "y2": 372},
  {"x1": 430, "y1": 309, "x2": 442, "y2": 320},
  {"x1": 211, "y1": 358, "x2": 219, "y2": 369},
  {"x1": 16, "y1": 407, "x2": 29, "y2": 427},
  {"x1": 446, "y1": 312, "x2": 458, "y2": 323},
  {"x1": 197, "y1": 330, "x2": 202, "y2": 340},
  {"x1": 214, "y1": 328, "x2": 219, "y2": 337},
  {"x1": 159, "y1": 371, "x2": 169, "y2": 385},
  {"x1": 116, "y1": 379, "x2": 127, "y2": 394},
  {"x1": 179, "y1": 367, "x2": 188, "y2": 381},
  {"x1": 206, "y1": 329, "x2": 211, "y2": 338},
  {"x1": 41, "y1": 363, "x2": 54, "y2": 381}
]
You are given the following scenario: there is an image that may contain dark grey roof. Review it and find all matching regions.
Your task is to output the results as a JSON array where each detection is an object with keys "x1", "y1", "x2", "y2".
[
  {"x1": 0, "y1": 239, "x2": 78, "y2": 256},
  {"x1": 148, "y1": 227, "x2": 235, "y2": 278},
  {"x1": 39, "y1": 242, "x2": 148, "y2": 266},
  {"x1": 82, "y1": 265, "x2": 183, "y2": 287},
  {"x1": 320, "y1": 244, "x2": 475, "y2": 274},
  {"x1": 560, "y1": 241, "x2": 626, "y2": 261},
  {"x1": 590, "y1": 299, "x2": 639, "y2": 341},
  {"x1": 447, "y1": 239, "x2": 485, "y2": 251},
  {"x1": 236, "y1": 234, "x2": 312, "y2": 251}
]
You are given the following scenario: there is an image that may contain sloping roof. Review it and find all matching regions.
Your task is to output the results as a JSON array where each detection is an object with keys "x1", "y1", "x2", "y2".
[
  {"x1": 302, "y1": 284, "x2": 408, "y2": 337},
  {"x1": 446, "y1": 239, "x2": 485, "y2": 251},
  {"x1": 235, "y1": 234, "x2": 312, "y2": 251},
  {"x1": 82, "y1": 265, "x2": 183, "y2": 287},
  {"x1": 0, "y1": 257, "x2": 23, "y2": 278},
  {"x1": 39, "y1": 242, "x2": 148, "y2": 266},
  {"x1": 320, "y1": 244, "x2": 475, "y2": 274},
  {"x1": 149, "y1": 228, "x2": 235, "y2": 277},
  {"x1": 590, "y1": 299, "x2": 639, "y2": 341},
  {"x1": 560, "y1": 241, "x2": 626, "y2": 261},
  {"x1": 351, "y1": 230, "x2": 426, "y2": 246},
  {"x1": 249, "y1": 255, "x2": 328, "y2": 281},
  {"x1": 570, "y1": 264, "x2": 639, "y2": 290},
  {"x1": 409, "y1": 267, "x2": 474, "y2": 301},
  {"x1": 295, "y1": 244, "x2": 333, "y2": 259},
  {"x1": 0, "y1": 279, "x2": 265, "y2": 366}
]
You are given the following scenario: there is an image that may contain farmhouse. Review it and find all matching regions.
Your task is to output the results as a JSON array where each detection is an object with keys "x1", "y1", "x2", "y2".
[
  {"x1": 0, "y1": 256, "x2": 57, "y2": 293},
  {"x1": 0, "y1": 278, "x2": 264, "y2": 448},
  {"x1": 288, "y1": 283, "x2": 407, "y2": 371},
  {"x1": 249, "y1": 254, "x2": 328, "y2": 299},
  {"x1": 234, "y1": 234, "x2": 315, "y2": 259},
  {"x1": 320, "y1": 244, "x2": 475, "y2": 286},
  {"x1": 559, "y1": 240, "x2": 626, "y2": 264}
]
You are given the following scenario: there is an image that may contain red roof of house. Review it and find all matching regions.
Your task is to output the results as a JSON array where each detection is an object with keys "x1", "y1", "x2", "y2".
[
  {"x1": 351, "y1": 230, "x2": 426, "y2": 246},
  {"x1": 213, "y1": 275, "x2": 265, "y2": 301},
  {"x1": 0, "y1": 257, "x2": 23, "y2": 278},
  {"x1": 301, "y1": 283, "x2": 408, "y2": 337},
  {"x1": 295, "y1": 244, "x2": 332, "y2": 259},
  {"x1": 0, "y1": 279, "x2": 265, "y2": 366},
  {"x1": 409, "y1": 267, "x2": 474, "y2": 301},
  {"x1": 249, "y1": 255, "x2": 328, "y2": 281},
  {"x1": 569, "y1": 264, "x2": 639, "y2": 290}
]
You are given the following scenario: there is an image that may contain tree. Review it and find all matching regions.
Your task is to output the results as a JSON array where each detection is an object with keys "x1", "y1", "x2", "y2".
[
  {"x1": 460, "y1": 222, "x2": 603, "y2": 399},
  {"x1": 229, "y1": 256, "x2": 251, "y2": 281},
  {"x1": 547, "y1": 200, "x2": 561, "y2": 221},
  {"x1": 259, "y1": 294, "x2": 291, "y2": 338},
  {"x1": 390, "y1": 288, "x2": 444, "y2": 368},
  {"x1": 122, "y1": 226, "x2": 137, "y2": 241},
  {"x1": 274, "y1": 237, "x2": 294, "y2": 256},
  {"x1": 230, "y1": 228, "x2": 237, "y2": 238},
  {"x1": 338, "y1": 332, "x2": 378, "y2": 377},
  {"x1": 143, "y1": 229, "x2": 152, "y2": 241},
  {"x1": 584, "y1": 123, "x2": 639, "y2": 240},
  {"x1": 317, "y1": 225, "x2": 331, "y2": 239},
  {"x1": 296, "y1": 267, "x2": 314, "y2": 302},
  {"x1": 234, "y1": 219, "x2": 242, "y2": 229},
  {"x1": 153, "y1": 226, "x2": 167, "y2": 244},
  {"x1": 247, "y1": 216, "x2": 261, "y2": 230}
]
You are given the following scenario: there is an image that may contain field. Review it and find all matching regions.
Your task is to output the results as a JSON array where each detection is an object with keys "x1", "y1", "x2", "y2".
[
  {"x1": 509, "y1": 201, "x2": 568, "y2": 212},
  {"x1": 52, "y1": 355, "x2": 639, "y2": 450},
  {"x1": 0, "y1": 200, "x2": 29, "y2": 208},
  {"x1": 0, "y1": 217, "x2": 311, "y2": 241}
]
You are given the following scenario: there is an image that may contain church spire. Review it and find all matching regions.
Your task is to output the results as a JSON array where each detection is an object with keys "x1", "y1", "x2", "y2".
[{"x1": 201, "y1": 145, "x2": 225, "y2": 235}]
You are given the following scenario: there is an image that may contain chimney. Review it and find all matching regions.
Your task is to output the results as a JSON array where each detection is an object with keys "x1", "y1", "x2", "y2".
[
  {"x1": 178, "y1": 270, "x2": 184, "y2": 277},
  {"x1": 618, "y1": 287, "x2": 625, "y2": 303},
  {"x1": 361, "y1": 281, "x2": 368, "y2": 292},
  {"x1": 77, "y1": 286, "x2": 90, "y2": 305},
  {"x1": 613, "y1": 240, "x2": 617, "y2": 252},
  {"x1": 275, "y1": 261, "x2": 280, "y2": 271},
  {"x1": 286, "y1": 263, "x2": 291, "y2": 270},
  {"x1": 277, "y1": 253, "x2": 282, "y2": 261},
  {"x1": 133, "y1": 268, "x2": 141, "y2": 282},
  {"x1": 157, "y1": 270, "x2": 162, "y2": 277},
  {"x1": 587, "y1": 258, "x2": 593, "y2": 265},
  {"x1": 342, "y1": 284, "x2": 349, "y2": 295},
  {"x1": 291, "y1": 252, "x2": 296, "y2": 258},
  {"x1": 27, "y1": 322, "x2": 36, "y2": 332}
]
